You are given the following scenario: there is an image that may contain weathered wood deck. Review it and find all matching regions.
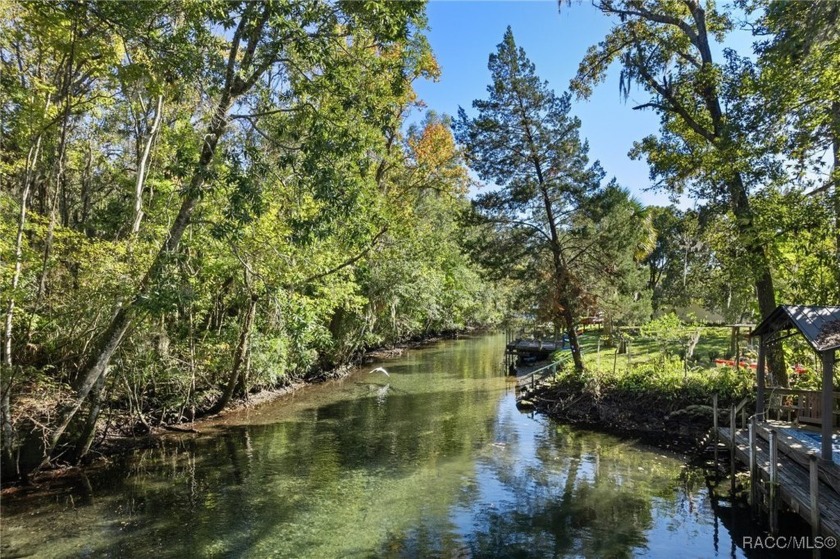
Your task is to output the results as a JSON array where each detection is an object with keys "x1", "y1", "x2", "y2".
[{"x1": 719, "y1": 425, "x2": 840, "y2": 538}]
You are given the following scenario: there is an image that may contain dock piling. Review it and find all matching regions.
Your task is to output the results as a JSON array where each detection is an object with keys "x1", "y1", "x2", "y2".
[
  {"x1": 713, "y1": 394, "x2": 718, "y2": 466},
  {"x1": 749, "y1": 416, "x2": 757, "y2": 510},
  {"x1": 717, "y1": 420, "x2": 840, "y2": 541},
  {"x1": 769, "y1": 429, "x2": 778, "y2": 535},
  {"x1": 809, "y1": 451, "x2": 820, "y2": 537},
  {"x1": 730, "y1": 406, "x2": 736, "y2": 495}
]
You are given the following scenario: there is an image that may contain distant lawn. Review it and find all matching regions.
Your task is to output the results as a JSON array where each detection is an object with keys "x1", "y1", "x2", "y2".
[
  {"x1": 570, "y1": 327, "x2": 736, "y2": 375},
  {"x1": 549, "y1": 327, "x2": 755, "y2": 405}
]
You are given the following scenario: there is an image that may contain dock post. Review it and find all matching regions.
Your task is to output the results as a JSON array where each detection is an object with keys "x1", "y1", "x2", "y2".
[
  {"x1": 713, "y1": 394, "x2": 718, "y2": 466},
  {"x1": 730, "y1": 405, "x2": 736, "y2": 495},
  {"x1": 756, "y1": 338, "x2": 765, "y2": 419},
  {"x1": 821, "y1": 350, "x2": 834, "y2": 463},
  {"x1": 809, "y1": 451, "x2": 820, "y2": 537},
  {"x1": 749, "y1": 415, "x2": 757, "y2": 510},
  {"x1": 769, "y1": 429, "x2": 778, "y2": 535}
]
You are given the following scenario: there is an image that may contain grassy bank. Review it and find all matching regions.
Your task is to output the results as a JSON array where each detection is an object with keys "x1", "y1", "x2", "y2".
[{"x1": 526, "y1": 329, "x2": 756, "y2": 453}]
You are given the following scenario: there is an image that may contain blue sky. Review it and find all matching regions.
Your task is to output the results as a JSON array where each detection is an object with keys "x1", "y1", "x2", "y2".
[{"x1": 413, "y1": 0, "x2": 754, "y2": 208}]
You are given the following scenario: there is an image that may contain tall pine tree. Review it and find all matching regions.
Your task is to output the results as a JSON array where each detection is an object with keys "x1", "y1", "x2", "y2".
[{"x1": 455, "y1": 28, "x2": 608, "y2": 370}]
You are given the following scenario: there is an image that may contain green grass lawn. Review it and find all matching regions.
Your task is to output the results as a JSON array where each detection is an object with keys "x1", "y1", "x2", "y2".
[
  {"x1": 572, "y1": 327, "x2": 734, "y2": 375},
  {"x1": 549, "y1": 327, "x2": 755, "y2": 404}
]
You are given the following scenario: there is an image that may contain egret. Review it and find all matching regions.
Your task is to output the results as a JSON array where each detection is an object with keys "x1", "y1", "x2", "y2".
[{"x1": 369, "y1": 366, "x2": 390, "y2": 377}]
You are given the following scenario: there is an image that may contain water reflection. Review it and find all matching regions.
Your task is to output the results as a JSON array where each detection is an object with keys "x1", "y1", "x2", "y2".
[{"x1": 0, "y1": 334, "x2": 831, "y2": 558}]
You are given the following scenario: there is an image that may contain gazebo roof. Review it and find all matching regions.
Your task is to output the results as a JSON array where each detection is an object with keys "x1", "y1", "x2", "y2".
[{"x1": 751, "y1": 305, "x2": 840, "y2": 353}]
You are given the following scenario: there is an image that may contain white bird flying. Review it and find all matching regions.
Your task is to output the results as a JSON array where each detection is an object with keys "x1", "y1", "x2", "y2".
[{"x1": 369, "y1": 366, "x2": 390, "y2": 377}]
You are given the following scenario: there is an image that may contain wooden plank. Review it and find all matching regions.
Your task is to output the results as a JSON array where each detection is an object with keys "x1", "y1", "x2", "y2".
[
  {"x1": 755, "y1": 424, "x2": 840, "y2": 495},
  {"x1": 719, "y1": 427, "x2": 840, "y2": 538}
]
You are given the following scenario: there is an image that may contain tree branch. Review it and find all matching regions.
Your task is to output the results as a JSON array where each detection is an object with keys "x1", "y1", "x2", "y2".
[
  {"x1": 477, "y1": 214, "x2": 554, "y2": 245},
  {"x1": 298, "y1": 227, "x2": 389, "y2": 286},
  {"x1": 634, "y1": 58, "x2": 717, "y2": 143},
  {"x1": 596, "y1": 0, "x2": 700, "y2": 47}
]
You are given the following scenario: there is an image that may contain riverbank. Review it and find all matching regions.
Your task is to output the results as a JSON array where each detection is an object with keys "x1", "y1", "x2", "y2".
[
  {"x1": 3, "y1": 330, "x2": 473, "y2": 489},
  {"x1": 519, "y1": 374, "x2": 747, "y2": 456},
  {"x1": 2, "y1": 332, "x2": 774, "y2": 559}
]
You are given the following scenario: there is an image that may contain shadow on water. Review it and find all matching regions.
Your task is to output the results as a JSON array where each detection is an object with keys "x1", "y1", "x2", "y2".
[{"x1": 2, "y1": 334, "x2": 837, "y2": 558}]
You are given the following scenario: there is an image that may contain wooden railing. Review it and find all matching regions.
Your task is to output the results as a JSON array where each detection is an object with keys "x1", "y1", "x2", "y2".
[
  {"x1": 714, "y1": 395, "x2": 751, "y2": 431},
  {"x1": 517, "y1": 354, "x2": 571, "y2": 390},
  {"x1": 764, "y1": 388, "x2": 840, "y2": 428}
]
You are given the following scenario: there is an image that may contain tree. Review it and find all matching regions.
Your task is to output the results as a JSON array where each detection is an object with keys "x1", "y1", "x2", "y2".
[
  {"x1": 569, "y1": 0, "x2": 786, "y2": 383},
  {"x1": 1, "y1": 0, "x2": 506, "y2": 480},
  {"x1": 1, "y1": 0, "x2": 136, "y2": 478},
  {"x1": 747, "y1": 0, "x2": 840, "y2": 300},
  {"x1": 581, "y1": 190, "x2": 654, "y2": 341},
  {"x1": 29, "y1": 0, "x2": 427, "y2": 470},
  {"x1": 644, "y1": 206, "x2": 709, "y2": 312},
  {"x1": 455, "y1": 28, "x2": 613, "y2": 370}
]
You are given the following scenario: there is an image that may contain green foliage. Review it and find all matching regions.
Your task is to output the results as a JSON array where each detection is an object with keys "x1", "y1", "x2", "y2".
[
  {"x1": 455, "y1": 28, "x2": 649, "y2": 369},
  {"x1": 552, "y1": 331, "x2": 753, "y2": 408},
  {"x1": 570, "y1": 1, "x2": 786, "y2": 376},
  {"x1": 0, "y1": 0, "x2": 507, "y2": 470}
]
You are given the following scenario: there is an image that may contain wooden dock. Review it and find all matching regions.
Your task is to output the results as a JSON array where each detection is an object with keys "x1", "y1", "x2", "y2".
[{"x1": 718, "y1": 424, "x2": 840, "y2": 538}]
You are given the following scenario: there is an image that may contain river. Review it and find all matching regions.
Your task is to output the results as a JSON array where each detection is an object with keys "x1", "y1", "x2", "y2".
[{"x1": 0, "y1": 333, "x2": 823, "y2": 558}]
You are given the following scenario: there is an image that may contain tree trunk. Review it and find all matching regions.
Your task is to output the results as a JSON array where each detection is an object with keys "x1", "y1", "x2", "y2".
[
  {"x1": 208, "y1": 293, "x2": 257, "y2": 415},
  {"x1": 561, "y1": 303, "x2": 583, "y2": 370},
  {"x1": 73, "y1": 371, "x2": 107, "y2": 463},
  {"x1": 78, "y1": 140, "x2": 94, "y2": 234},
  {"x1": 528, "y1": 130, "x2": 582, "y2": 370},
  {"x1": 39, "y1": 92, "x2": 233, "y2": 469},
  {"x1": 728, "y1": 174, "x2": 785, "y2": 385},
  {"x1": 0, "y1": 382, "x2": 15, "y2": 480},
  {"x1": 35, "y1": 179, "x2": 60, "y2": 309},
  {"x1": 40, "y1": 304, "x2": 132, "y2": 468},
  {"x1": 2, "y1": 128, "x2": 46, "y2": 481},
  {"x1": 131, "y1": 95, "x2": 163, "y2": 235}
]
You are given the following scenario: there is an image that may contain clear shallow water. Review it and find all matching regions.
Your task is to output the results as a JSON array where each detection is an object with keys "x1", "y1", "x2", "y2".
[{"x1": 0, "y1": 334, "x2": 819, "y2": 558}]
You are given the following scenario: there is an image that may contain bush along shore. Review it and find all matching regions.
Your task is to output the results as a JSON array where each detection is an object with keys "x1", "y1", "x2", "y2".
[{"x1": 518, "y1": 355, "x2": 754, "y2": 455}]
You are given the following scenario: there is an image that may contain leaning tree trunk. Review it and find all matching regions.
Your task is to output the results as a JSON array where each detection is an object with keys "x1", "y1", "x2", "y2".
[
  {"x1": 525, "y1": 122, "x2": 585, "y2": 371},
  {"x1": 539, "y1": 184, "x2": 584, "y2": 370},
  {"x1": 39, "y1": 92, "x2": 234, "y2": 469},
  {"x1": 73, "y1": 371, "x2": 107, "y2": 463}
]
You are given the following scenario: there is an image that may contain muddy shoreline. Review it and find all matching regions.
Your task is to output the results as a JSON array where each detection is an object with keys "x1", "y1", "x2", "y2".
[{"x1": 519, "y1": 380, "x2": 731, "y2": 457}]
